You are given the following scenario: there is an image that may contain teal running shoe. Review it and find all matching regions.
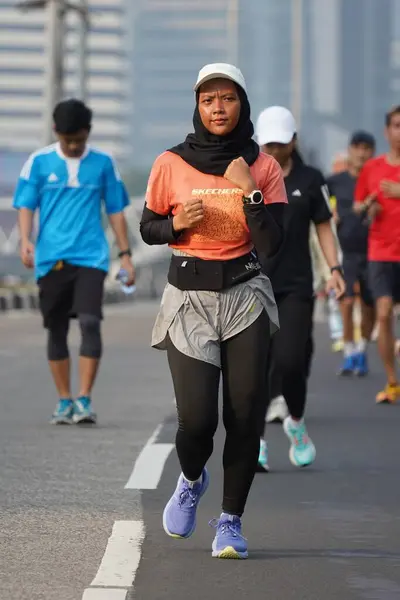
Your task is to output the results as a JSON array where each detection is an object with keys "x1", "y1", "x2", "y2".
[{"x1": 283, "y1": 417, "x2": 316, "y2": 467}]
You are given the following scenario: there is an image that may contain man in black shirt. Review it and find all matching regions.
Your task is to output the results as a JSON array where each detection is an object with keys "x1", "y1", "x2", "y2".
[{"x1": 327, "y1": 131, "x2": 375, "y2": 377}]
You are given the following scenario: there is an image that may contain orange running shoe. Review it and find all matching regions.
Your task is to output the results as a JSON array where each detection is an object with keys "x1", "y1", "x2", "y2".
[{"x1": 376, "y1": 383, "x2": 400, "y2": 404}]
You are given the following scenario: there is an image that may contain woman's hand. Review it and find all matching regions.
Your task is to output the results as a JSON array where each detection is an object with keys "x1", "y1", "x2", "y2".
[
  {"x1": 173, "y1": 199, "x2": 204, "y2": 231},
  {"x1": 224, "y1": 157, "x2": 257, "y2": 196}
]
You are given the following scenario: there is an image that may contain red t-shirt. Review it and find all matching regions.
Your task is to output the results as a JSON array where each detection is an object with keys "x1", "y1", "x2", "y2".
[{"x1": 355, "y1": 155, "x2": 400, "y2": 261}]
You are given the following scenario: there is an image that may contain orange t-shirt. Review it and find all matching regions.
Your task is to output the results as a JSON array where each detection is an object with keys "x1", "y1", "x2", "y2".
[{"x1": 145, "y1": 151, "x2": 287, "y2": 261}]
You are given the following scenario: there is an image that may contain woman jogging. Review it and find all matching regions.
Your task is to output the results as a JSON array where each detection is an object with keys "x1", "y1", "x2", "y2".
[
  {"x1": 255, "y1": 106, "x2": 345, "y2": 471},
  {"x1": 140, "y1": 64, "x2": 287, "y2": 559}
]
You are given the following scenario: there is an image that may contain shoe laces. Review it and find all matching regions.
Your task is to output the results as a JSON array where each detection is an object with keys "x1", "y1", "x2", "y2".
[
  {"x1": 58, "y1": 399, "x2": 72, "y2": 411},
  {"x1": 290, "y1": 422, "x2": 309, "y2": 450},
  {"x1": 178, "y1": 481, "x2": 199, "y2": 508},
  {"x1": 209, "y1": 517, "x2": 245, "y2": 540},
  {"x1": 76, "y1": 396, "x2": 91, "y2": 410}
]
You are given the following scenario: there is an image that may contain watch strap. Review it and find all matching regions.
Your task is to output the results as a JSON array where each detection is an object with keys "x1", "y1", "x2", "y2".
[
  {"x1": 118, "y1": 249, "x2": 132, "y2": 258},
  {"x1": 330, "y1": 265, "x2": 344, "y2": 276}
]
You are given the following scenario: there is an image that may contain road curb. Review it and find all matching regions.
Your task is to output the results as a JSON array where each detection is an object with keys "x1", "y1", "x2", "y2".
[
  {"x1": 0, "y1": 287, "x2": 136, "y2": 314},
  {"x1": 0, "y1": 261, "x2": 169, "y2": 315}
]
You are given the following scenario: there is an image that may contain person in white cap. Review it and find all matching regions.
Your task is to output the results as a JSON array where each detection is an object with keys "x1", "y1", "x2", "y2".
[
  {"x1": 255, "y1": 106, "x2": 345, "y2": 471},
  {"x1": 140, "y1": 64, "x2": 287, "y2": 558}
]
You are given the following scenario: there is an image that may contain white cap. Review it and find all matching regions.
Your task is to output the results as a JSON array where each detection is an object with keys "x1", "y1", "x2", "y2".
[
  {"x1": 255, "y1": 106, "x2": 297, "y2": 146},
  {"x1": 194, "y1": 63, "x2": 247, "y2": 93}
]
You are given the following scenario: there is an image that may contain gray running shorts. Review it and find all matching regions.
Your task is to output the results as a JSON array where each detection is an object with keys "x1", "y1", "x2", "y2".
[{"x1": 151, "y1": 271, "x2": 279, "y2": 368}]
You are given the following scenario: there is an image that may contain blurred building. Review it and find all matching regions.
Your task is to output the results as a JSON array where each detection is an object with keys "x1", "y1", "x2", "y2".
[
  {"x1": 130, "y1": 0, "x2": 400, "y2": 173},
  {"x1": 0, "y1": 0, "x2": 133, "y2": 186},
  {"x1": 131, "y1": 0, "x2": 241, "y2": 168},
  {"x1": 130, "y1": 0, "x2": 298, "y2": 168},
  {"x1": 301, "y1": 0, "x2": 397, "y2": 171},
  {"x1": 0, "y1": 0, "x2": 134, "y2": 268}
]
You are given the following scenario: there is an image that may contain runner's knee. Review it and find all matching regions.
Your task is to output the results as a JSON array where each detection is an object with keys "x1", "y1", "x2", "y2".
[
  {"x1": 78, "y1": 313, "x2": 102, "y2": 358},
  {"x1": 341, "y1": 296, "x2": 354, "y2": 308},
  {"x1": 47, "y1": 320, "x2": 69, "y2": 361},
  {"x1": 376, "y1": 298, "x2": 393, "y2": 322}
]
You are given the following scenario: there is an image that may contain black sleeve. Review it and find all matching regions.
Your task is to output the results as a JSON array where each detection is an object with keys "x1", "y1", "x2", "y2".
[
  {"x1": 243, "y1": 201, "x2": 285, "y2": 258},
  {"x1": 140, "y1": 203, "x2": 182, "y2": 245},
  {"x1": 309, "y1": 170, "x2": 332, "y2": 225}
]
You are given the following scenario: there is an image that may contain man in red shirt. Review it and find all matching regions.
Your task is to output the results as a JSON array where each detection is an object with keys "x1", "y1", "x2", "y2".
[{"x1": 355, "y1": 106, "x2": 400, "y2": 403}]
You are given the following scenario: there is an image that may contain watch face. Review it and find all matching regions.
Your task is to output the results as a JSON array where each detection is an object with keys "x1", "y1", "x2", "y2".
[{"x1": 252, "y1": 191, "x2": 263, "y2": 204}]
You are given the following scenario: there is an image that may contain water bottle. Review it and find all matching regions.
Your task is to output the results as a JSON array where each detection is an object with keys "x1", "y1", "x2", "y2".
[
  {"x1": 116, "y1": 268, "x2": 136, "y2": 295},
  {"x1": 327, "y1": 290, "x2": 343, "y2": 341}
]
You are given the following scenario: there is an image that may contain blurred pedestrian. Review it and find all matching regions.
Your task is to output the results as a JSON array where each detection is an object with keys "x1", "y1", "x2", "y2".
[
  {"x1": 255, "y1": 106, "x2": 345, "y2": 471},
  {"x1": 13, "y1": 99, "x2": 134, "y2": 424},
  {"x1": 354, "y1": 106, "x2": 400, "y2": 403},
  {"x1": 328, "y1": 131, "x2": 376, "y2": 376}
]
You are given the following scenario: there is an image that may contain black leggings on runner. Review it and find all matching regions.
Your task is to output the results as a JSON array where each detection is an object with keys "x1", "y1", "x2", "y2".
[
  {"x1": 265, "y1": 294, "x2": 314, "y2": 427},
  {"x1": 166, "y1": 310, "x2": 270, "y2": 517}
]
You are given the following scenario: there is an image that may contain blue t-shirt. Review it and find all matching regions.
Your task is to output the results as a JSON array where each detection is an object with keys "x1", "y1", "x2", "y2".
[{"x1": 13, "y1": 143, "x2": 130, "y2": 279}]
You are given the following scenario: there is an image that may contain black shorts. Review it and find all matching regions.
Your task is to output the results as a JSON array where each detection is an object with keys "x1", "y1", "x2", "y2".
[
  {"x1": 38, "y1": 263, "x2": 106, "y2": 329},
  {"x1": 342, "y1": 252, "x2": 373, "y2": 306},
  {"x1": 368, "y1": 261, "x2": 400, "y2": 303}
]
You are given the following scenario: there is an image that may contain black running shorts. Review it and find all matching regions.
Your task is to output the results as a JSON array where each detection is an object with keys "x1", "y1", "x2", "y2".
[
  {"x1": 368, "y1": 261, "x2": 400, "y2": 303},
  {"x1": 342, "y1": 252, "x2": 373, "y2": 306},
  {"x1": 38, "y1": 263, "x2": 106, "y2": 329}
]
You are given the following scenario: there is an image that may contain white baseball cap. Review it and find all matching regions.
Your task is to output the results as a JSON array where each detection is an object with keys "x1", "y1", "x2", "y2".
[
  {"x1": 194, "y1": 63, "x2": 247, "y2": 93},
  {"x1": 256, "y1": 106, "x2": 297, "y2": 146}
]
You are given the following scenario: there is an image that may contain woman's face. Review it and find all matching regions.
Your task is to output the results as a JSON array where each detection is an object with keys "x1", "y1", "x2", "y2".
[
  {"x1": 198, "y1": 79, "x2": 241, "y2": 136},
  {"x1": 261, "y1": 139, "x2": 295, "y2": 167}
]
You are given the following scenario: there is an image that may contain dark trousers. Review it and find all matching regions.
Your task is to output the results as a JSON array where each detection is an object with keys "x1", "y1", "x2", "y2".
[{"x1": 264, "y1": 294, "x2": 314, "y2": 428}]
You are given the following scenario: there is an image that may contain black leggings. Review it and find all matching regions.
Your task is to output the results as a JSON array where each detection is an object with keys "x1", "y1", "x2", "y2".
[
  {"x1": 166, "y1": 310, "x2": 270, "y2": 517},
  {"x1": 265, "y1": 295, "x2": 314, "y2": 426}
]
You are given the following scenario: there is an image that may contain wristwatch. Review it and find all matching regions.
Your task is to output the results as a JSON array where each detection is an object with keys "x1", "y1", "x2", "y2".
[
  {"x1": 243, "y1": 190, "x2": 264, "y2": 205},
  {"x1": 118, "y1": 249, "x2": 132, "y2": 258},
  {"x1": 331, "y1": 265, "x2": 344, "y2": 277}
]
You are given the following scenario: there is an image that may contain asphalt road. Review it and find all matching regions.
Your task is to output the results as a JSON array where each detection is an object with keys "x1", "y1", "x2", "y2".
[
  {"x1": 0, "y1": 302, "x2": 172, "y2": 600},
  {"x1": 1, "y1": 302, "x2": 399, "y2": 600}
]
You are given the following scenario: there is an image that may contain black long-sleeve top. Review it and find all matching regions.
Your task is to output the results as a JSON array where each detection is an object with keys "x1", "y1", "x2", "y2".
[{"x1": 140, "y1": 202, "x2": 285, "y2": 259}]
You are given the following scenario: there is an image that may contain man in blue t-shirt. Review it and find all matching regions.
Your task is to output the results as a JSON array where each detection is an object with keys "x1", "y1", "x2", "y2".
[
  {"x1": 13, "y1": 99, "x2": 135, "y2": 425},
  {"x1": 327, "y1": 131, "x2": 375, "y2": 377}
]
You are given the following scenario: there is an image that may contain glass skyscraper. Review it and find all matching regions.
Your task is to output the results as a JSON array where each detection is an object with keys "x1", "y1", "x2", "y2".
[{"x1": 130, "y1": 0, "x2": 400, "y2": 172}]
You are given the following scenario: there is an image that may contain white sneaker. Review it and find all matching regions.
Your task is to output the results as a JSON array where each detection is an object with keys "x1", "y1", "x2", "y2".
[{"x1": 266, "y1": 395, "x2": 288, "y2": 423}]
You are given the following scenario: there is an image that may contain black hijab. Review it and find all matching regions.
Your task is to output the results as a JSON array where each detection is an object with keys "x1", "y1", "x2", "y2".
[{"x1": 168, "y1": 84, "x2": 259, "y2": 176}]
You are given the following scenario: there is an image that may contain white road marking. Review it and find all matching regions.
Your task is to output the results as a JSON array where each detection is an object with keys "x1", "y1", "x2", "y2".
[
  {"x1": 82, "y1": 588, "x2": 127, "y2": 600},
  {"x1": 124, "y1": 424, "x2": 174, "y2": 490},
  {"x1": 125, "y1": 443, "x2": 174, "y2": 489},
  {"x1": 146, "y1": 423, "x2": 162, "y2": 445},
  {"x1": 82, "y1": 424, "x2": 172, "y2": 598},
  {"x1": 90, "y1": 520, "x2": 145, "y2": 588}
]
